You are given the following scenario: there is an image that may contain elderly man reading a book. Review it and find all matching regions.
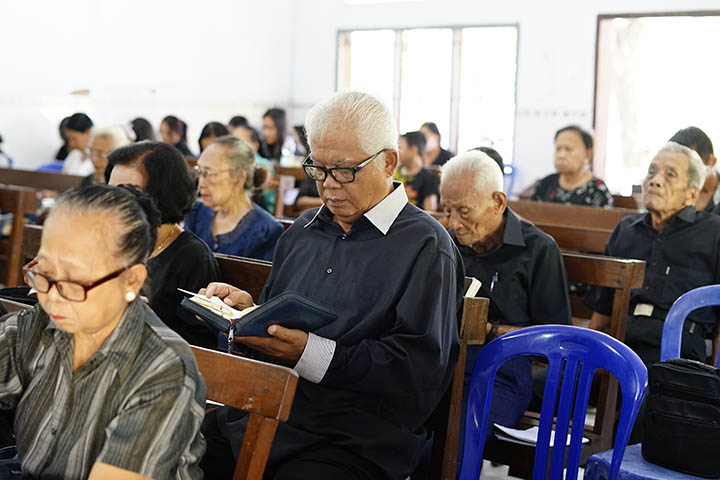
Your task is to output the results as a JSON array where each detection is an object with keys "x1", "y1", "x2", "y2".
[{"x1": 197, "y1": 91, "x2": 464, "y2": 480}]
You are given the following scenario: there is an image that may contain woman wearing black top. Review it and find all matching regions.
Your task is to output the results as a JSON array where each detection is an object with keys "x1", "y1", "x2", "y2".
[
  {"x1": 105, "y1": 141, "x2": 221, "y2": 348},
  {"x1": 160, "y1": 115, "x2": 196, "y2": 159},
  {"x1": 531, "y1": 125, "x2": 613, "y2": 207},
  {"x1": 420, "y1": 121, "x2": 454, "y2": 166}
]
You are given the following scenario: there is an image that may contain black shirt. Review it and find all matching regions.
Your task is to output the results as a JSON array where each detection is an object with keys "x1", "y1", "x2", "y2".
[
  {"x1": 146, "y1": 230, "x2": 221, "y2": 348},
  {"x1": 432, "y1": 148, "x2": 454, "y2": 166},
  {"x1": 531, "y1": 173, "x2": 613, "y2": 207},
  {"x1": 394, "y1": 166, "x2": 439, "y2": 210},
  {"x1": 219, "y1": 185, "x2": 464, "y2": 479},
  {"x1": 457, "y1": 208, "x2": 571, "y2": 326},
  {"x1": 174, "y1": 142, "x2": 196, "y2": 159},
  {"x1": 585, "y1": 207, "x2": 720, "y2": 335}
]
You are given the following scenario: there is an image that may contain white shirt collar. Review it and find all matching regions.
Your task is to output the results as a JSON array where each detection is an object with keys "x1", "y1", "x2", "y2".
[{"x1": 303, "y1": 181, "x2": 408, "y2": 235}]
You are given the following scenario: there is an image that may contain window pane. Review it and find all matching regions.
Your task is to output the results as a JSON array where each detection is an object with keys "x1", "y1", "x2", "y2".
[
  {"x1": 337, "y1": 30, "x2": 395, "y2": 109},
  {"x1": 398, "y1": 28, "x2": 453, "y2": 143},
  {"x1": 457, "y1": 26, "x2": 518, "y2": 163},
  {"x1": 596, "y1": 16, "x2": 720, "y2": 194}
]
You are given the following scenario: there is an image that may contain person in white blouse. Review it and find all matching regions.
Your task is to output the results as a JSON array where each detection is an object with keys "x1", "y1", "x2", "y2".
[{"x1": 61, "y1": 113, "x2": 94, "y2": 176}]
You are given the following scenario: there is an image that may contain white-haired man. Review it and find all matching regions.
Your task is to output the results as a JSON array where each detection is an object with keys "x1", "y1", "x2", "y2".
[
  {"x1": 587, "y1": 142, "x2": 720, "y2": 366},
  {"x1": 198, "y1": 91, "x2": 464, "y2": 480},
  {"x1": 440, "y1": 150, "x2": 571, "y2": 452}
]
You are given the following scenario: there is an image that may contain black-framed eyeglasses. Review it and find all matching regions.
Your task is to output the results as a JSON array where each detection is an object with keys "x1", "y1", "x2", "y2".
[
  {"x1": 302, "y1": 148, "x2": 388, "y2": 184},
  {"x1": 23, "y1": 258, "x2": 129, "y2": 302}
]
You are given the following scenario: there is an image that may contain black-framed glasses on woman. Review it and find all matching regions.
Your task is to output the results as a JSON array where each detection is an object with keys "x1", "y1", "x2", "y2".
[
  {"x1": 22, "y1": 258, "x2": 129, "y2": 302},
  {"x1": 302, "y1": 148, "x2": 389, "y2": 184}
]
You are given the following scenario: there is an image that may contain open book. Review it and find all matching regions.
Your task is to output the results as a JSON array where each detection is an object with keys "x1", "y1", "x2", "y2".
[{"x1": 180, "y1": 291, "x2": 338, "y2": 338}]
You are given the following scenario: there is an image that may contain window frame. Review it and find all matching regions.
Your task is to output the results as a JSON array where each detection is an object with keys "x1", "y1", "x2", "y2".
[
  {"x1": 335, "y1": 23, "x2": 520, "y2": 163},
  {"x1": 592, "y1": 10, "x2": 720, "y2": 183}
]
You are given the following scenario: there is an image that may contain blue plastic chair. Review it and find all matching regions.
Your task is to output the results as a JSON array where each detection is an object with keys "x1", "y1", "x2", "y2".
[
  {"x1": 584, "y1": 285, "x2": 720, "y2": 480},
  {"x1": 660, "y1": 284, "x2": 720, "y2": 366},
  {"x1": 459, "y1": 325, "x2": 648, "y2": 480}
]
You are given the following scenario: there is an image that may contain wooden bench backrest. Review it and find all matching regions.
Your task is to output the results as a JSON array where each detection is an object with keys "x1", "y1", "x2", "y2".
[
  {"x1": 432, "y1": 295, "x2": 489, "y2": 479},
  {"x1": 508, "y1": 200, "x2": 639, "y2": 230},
  {"x1": 0, "y1": 168, "x2": 84, "y2": 192},
  {"x1": 0, "y1": 186, "x2": 38, "y2": 286},
  {"x1": 191, "y1": 346, "x2": 298, "y2": 480},
  {"x1": 215, "y1": 254, "x2": 272, "y2": 301}
]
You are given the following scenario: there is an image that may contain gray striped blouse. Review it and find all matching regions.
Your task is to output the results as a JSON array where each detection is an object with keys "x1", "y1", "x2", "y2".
[{"x1": 0, "y1": 300, "x2": 207, "y2": 479}]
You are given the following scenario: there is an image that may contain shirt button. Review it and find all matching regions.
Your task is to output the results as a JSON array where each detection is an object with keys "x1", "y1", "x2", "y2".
[
  {"x1": 51, "y1": 428, "x2": 57, "y2": 435},
  {"x1": 341, "y1": 234, "x2": 347, "y2": 240},
  {"x1": 326, "y1": 268, "x2": 333, "y2": 274}
]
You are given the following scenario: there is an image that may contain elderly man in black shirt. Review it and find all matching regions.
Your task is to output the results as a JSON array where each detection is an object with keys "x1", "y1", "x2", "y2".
[
  {"x1": 439, "y1": 150, "x2": 571, "y2": 446},
  {"x1": 198, "y1": 91, "x2": 464, "y2": 480},
  {"x1": 586, "y1": 142, "x2": 720, "y2": 366}
]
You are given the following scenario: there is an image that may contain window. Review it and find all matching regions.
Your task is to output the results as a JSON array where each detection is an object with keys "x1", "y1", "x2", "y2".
[
  {"x1": 337, "y1": 25, "x2": 518, "y2": 163},
  {"x1": 595, "y1": 13, "x2": 720, "y2": 194}
]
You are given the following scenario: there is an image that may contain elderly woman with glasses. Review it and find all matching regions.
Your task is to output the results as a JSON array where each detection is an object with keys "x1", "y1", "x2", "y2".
[
  {"x1": 185, "y1": 135, "x2": 283, "y2": 261},
  {"x1": 3, "y1": 184, "x2": 206, "y2": 479}
]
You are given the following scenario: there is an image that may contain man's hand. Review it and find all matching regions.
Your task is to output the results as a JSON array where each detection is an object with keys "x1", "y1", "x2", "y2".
[
  {"x1": 199, "y1": 282, "x2": 254, "y2": 310},
  {"x1": 237, "y1": 325, "x2": 309, "y2": 364}
]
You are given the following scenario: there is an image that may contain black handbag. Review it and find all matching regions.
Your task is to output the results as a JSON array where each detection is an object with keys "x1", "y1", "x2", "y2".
[{"x1": 642, "y1": 358, "x2": 720, "y2": 478}]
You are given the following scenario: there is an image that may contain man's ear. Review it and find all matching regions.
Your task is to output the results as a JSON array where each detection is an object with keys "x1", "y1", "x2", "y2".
[
  {"x1": 708, "y1": 154, "x2": 718, "y2": 168},
  {"x1": 124, "y1": 264, "x2": 147, "y2": 297},
  {"x1": 491, "y1": 191, "x2": 507, "y2": 214},
  {"x1": 686, "y1": 186, "x2": 700, "y2": 207},
  {"x1": 383, "y1": 149, "x2": 399, "y2": 178}
]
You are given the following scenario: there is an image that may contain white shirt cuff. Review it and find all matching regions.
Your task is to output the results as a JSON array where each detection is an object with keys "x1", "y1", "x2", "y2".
[{"x1": 294, "y1": 333, "x2": 336, "y2": 383}]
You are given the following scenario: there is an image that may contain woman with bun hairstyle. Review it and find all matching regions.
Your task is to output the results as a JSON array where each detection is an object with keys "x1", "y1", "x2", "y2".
[
  {"x1": 185, "y1": 135, "x2": 283, "y2": 261},
  {"x1": 4, "y1": 184, "x2": 205, "y2": 479}
]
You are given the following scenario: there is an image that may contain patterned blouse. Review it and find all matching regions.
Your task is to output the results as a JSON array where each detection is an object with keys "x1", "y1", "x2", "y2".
[
  {"x1": 0, "y1": 300, "x2": 206, "y2": 479},
  {"x1": 531, "y1": 173, "x2": 614, "y2": 207}
]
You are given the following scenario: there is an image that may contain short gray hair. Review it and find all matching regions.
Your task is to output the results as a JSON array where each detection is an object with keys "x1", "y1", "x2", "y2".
[
  {"x1": 94, "y1": 125, "x2": 134, "y2": 150},
  {"x1": 441, "y1": 150, "x2": 504, "y2": 195},
  {"x1": 210, "y1": 135, "x2": 261, "y2": 191},
  {"x1": 657, "y1": 141, "x2": 706, "y2": 190},
  {"x1": 304, "y1": 91, "x2": 398, "y2": 164}
]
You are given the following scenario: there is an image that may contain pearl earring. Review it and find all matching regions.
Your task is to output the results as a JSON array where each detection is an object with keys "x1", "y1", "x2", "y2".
[{"x1": 125, "y1": 292, "x2": 136, "y2": 302}]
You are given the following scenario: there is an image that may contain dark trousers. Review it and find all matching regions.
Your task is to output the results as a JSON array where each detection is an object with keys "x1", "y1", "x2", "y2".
[{"x1": 199, "y1": 408, "x2": 387, "y2": 480}]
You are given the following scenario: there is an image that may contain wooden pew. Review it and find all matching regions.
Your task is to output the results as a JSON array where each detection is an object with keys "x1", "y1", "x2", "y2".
[
  {"x1": 508, "y1": 200, "x2": 639, "y2": 231},
  {"x1": 482, "y1": 252, "x2": 646, "y2": 478},
  {"x1": 191, "y1": 346, "x2": 298, "y2": 479},
  {"x1": 432, "y1": 295, "x2": 489, "y2": 480},
  {"x1": 0, "y1": 168, "x2": 84, "y2": 193},
  {"x1": 0, "y1": 186, "x2": 38, "y2": 286},
  {"x1": 215, "y1": 254, "x2": 272, "y2": 301},
  {"x1": 428, "y1": 209, "x2": 617, "y2": 254}
]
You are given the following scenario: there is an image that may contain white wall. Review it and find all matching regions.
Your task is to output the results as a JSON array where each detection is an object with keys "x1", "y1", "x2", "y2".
[
  {"x1": 0, "y1": 0, "x2": 296, "y2": 169},
  {"x1": 3, "y1": 0, "x2": 720, "y2": 189},
  {"x1": 290, "y1": 0, "x2": 720, "y2": 193}
]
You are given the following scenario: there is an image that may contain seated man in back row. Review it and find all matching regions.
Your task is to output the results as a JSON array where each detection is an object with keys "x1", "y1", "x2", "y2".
[
  {"x1": 439, "y1": 150, "x2": 571, "y2": 449},
  {"x1": 199, "y1": 91, "x2": 464, "y2": 480},
  {"x1": 586, "y1": 142, "x2": 720, "y2": 367}
]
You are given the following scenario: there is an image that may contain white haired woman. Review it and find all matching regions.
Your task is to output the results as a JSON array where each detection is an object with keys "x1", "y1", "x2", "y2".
[
  {"x1": 185, "y1": 135, "x2": 283, "y2": 261},
  {"x1": 82, "y1": 125, "x2": 135, "y2": 186}
]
